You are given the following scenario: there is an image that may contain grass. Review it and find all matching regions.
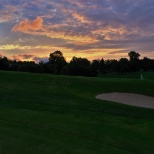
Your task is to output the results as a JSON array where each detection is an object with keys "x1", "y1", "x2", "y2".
[
  {"x1": 0, "y1": 70, "x2": 154, "y2": 153},
  {"x1": 99, "y1": 71, "x2": 154, "y2": 80}
]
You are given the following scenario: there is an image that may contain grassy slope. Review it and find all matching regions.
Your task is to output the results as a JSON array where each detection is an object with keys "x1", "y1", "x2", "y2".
[
  {"x1": 99, "y1": 71, "x2": 154, "y2": 80},
  {"x1": 0, "y1": 71, "x2": 154, "y2": 154}
]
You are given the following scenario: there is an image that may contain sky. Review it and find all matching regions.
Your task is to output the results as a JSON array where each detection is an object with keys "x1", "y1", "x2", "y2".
[{"x1": 1, "y1": 0, "x2": 154, "y2": 62}]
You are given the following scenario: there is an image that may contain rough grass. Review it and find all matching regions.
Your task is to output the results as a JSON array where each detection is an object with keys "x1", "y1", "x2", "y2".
[{"x1": 0, "y1": 71, "x2": 154, "y2": 154}]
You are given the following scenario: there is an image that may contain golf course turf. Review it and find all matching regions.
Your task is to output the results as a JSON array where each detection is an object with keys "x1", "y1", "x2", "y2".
[{"x1": 0, "y1": 71, "x2": 154, "y2": 153}]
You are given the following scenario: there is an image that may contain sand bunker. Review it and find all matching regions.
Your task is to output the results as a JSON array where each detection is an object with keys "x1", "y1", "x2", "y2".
[{"x1": 96, "y1": 92, "x2": 154, "y2": 109}]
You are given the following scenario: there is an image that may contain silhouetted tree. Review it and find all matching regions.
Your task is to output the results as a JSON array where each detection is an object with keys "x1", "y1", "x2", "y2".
[
  {"x1": 0, "y1": 51, "x2": 153, "y2": 76},
  {"x1": 99, "y1": 58, "x2": 105, "y2": 74},
  {"x1": 9, "y1": 60, "x2": 19, "y2": 71},
  {"x1": 43, "y1": 63, "x2": 57, "y2": 74},
  {"x1": 49, "y1": 51, "x2": 67, "y2": 74},
  {"x1": 91, "y1": 59, "x2": 100, "y2": 76},
  {"x1": 118, "y1": 58, "x2": 130, "y2": 73},
  {"x1": 60, "y1": 64, "x2": 70, "y2": 75},
  {"x1": 128, "y1": 51, "x2": 140, "y2": 72},
  {"x1": 110, "y1": 59, "x2": 119, "y2": 72},
  {"x1": 16, "y1": 61, "x2": 38, "y2": 73},
  {"x1": 104, "y1": 59, "x2": 113, "y2": 72},
  {"x1": 69, "y1": 56, "x2": 91, "y2": 76},
  {"x1": 0, "y1": 56, "x2": 9, "y2": 70},
  {"x1": 151, "y1": 60, "x2": 154, "y2": 71},
  {"x1": 140, "y1": 57, "x2": 151, "y2": 71},
  {"x1": 38, "y1": 61, "x2": 46, "y2": 73},
  {"x1": 128, "y1": 51, "x2": 140, "y2": 61}
]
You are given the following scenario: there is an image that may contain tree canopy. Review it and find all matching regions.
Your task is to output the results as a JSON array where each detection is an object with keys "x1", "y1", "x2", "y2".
[
  {"x1": 0, "y1": 50, "x2": 154, "y2": 77},
  {"x1": 49, "y1": 51, "x2": 67, "y2": 73}
]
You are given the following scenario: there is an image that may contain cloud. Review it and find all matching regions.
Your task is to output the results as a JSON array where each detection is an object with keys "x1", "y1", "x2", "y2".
[
  {"x1": 11, "y1": 54, "x2": 34, "y2": 60},
  {"x1": 10, "y1": 0, "x2": 154, "y2": 46},
  {"x1": 12, "y1": 20, "x2": 99, "y2": 44},
  {"x1": 10, "y1": 0, "x2": 152, "y2": 45},
  {"x1": 72, "y1": 12, "x2": 88, "y2": 23},
  {"x1": 0, "y1": 53, "x2": 3, "y2": 57},
  {"x1": 0, "y1": 10, "x2": 12, "y2": 23},
  {"x1": 0, "y1": 44, "x2": 63, "y2": 51},
  {"x1": 0, "y1": 4, "x2": 23, "y2": 23},
  {"x1": 108, "y1": 50, "x2": 128, "y2": 55},
  {"x1": 1, "y1": 0, "x2": 154, "y2": 60},
  {"x1": 11, "y1": 54, "x2": 49, "y2": 63},
  {"x1": 12, "y1": 17, "x2": 43, "y2": 31},
  {"x1": 33, "y1": 56, "x2": 49, "y2": 63},
  {"x1": 0, "y1": 44, "x2": 33, "y2": 50}
]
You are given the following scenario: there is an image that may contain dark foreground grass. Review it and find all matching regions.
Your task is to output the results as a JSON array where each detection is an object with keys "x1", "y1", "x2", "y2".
[{"x1": 0, "y1": 71, "x2": 154, "y2": 154}]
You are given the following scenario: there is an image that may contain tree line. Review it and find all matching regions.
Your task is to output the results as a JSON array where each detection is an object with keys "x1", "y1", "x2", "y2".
[{"x1": 0, "y1": 51, "x2": 154, "y2": 77}]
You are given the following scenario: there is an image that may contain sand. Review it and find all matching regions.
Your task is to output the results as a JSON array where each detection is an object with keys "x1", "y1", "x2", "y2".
[{"x1": 96, "y1": 92, "x2": 154, "y2": 109}]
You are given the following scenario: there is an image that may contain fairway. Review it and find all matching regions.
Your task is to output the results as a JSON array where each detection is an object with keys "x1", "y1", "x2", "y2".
[{"x1": 0, "y1": 71, "x2": 154, "y2": 154}]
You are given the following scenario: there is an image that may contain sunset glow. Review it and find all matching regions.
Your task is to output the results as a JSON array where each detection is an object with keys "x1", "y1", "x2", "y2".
[{"x1": 1, "y1": 0, "x2": 154, "y2": 62}]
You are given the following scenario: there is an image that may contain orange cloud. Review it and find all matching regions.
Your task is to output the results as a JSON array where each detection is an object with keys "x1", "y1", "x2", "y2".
[
  {"x1": 12, "y1": 23, "x2": 99, "y2": 44},
  {"x1": 12, "y1": 17, "x2": 43, "y2": 31},
  {"x1": 72, "y1": 12, "x2": 88, "y2": 23},
  {"x1": 10, "y1": 54, "x2": 49, "y2": 63},
  {"x1": 11, "y1": 54, "x2": 35, "y2": 61},
  {"x1": 91, "y1": 25, "x2": 140, "y2": 41},
  {"x1": 27, "y1": 30, "x2": 99, "y2": 44},
  {"x1": 0, "y1": 53, "x2": 3, "y2": 57}
]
